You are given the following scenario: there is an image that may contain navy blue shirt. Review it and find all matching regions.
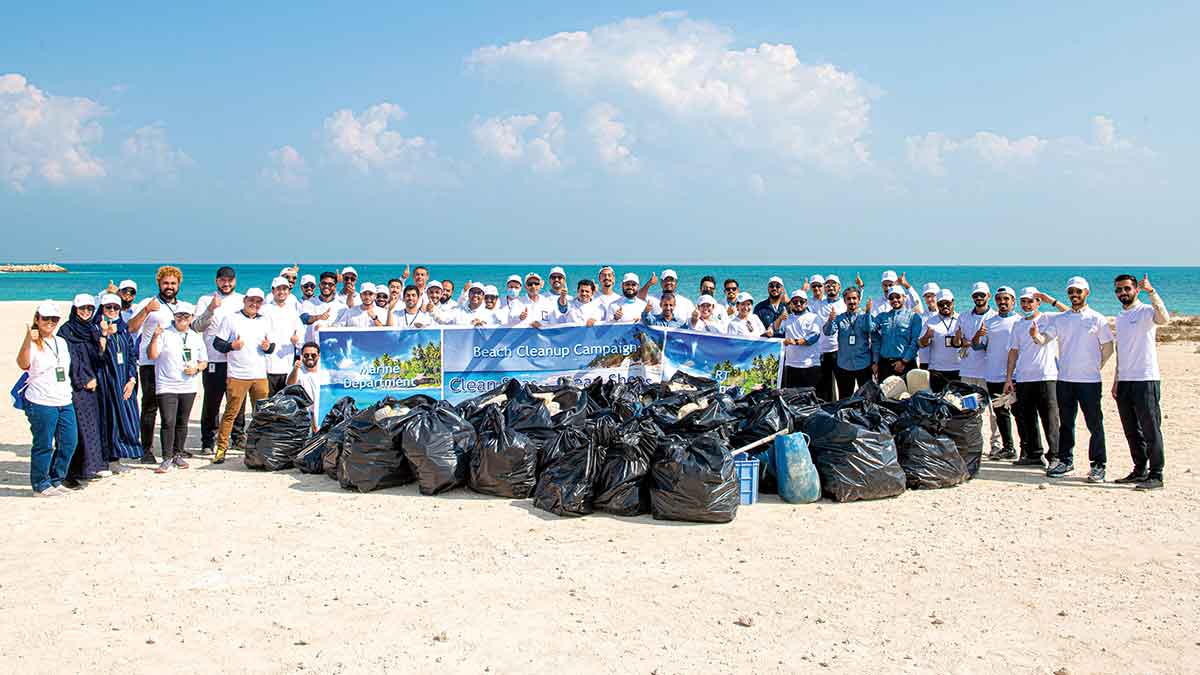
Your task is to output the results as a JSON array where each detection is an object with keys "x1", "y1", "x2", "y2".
[
  {"x1": 753, "y1": 299, "x2": 787, "y2": 339},
  {"x1": 871, "y1": 308, "x2": 922, "y2": 362}
]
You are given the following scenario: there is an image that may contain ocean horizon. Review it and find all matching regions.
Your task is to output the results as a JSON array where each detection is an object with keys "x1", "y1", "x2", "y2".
[{"x1": 2, "y1": 263, "x2": 1196, "y2": 316}]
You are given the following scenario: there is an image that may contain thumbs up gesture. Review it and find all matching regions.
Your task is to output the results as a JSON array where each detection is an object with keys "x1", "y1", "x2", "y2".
[
  {"x1": 210, "y1": 292, "x2": 223, "y2": 309},
  {"x1": 1140, "y1": 274, "x2": 1155, "y2": 294},
  {"x1": 105, "y1": 280, "x2": 118, "y2": 294},
  {"x1": 864, "y1": 298, "x2": 873, "y2": 314},
  {"x1": 146, "y1": 297, "x2": 161, "y2": 312},
  {"x1": 648, "y1": 272, "x2": 658, "y2": 287},
  {"x1": 259, "y1": 335, "x2": 271, "y2": 352},
  {"x1": 230, "y1": 335, "x2": 244, "y2": 351}
]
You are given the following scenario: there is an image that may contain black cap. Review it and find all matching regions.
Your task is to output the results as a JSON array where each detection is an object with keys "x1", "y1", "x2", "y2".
[{"x1": 216, "y1": 266, "x2": 236, "y2": 279}]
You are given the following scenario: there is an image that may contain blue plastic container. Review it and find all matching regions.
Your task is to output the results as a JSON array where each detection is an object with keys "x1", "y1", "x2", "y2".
[
  {"x1": 735, "y1": 457, "x2": 760, "y2": 505},
  {"x1": 774, "y1": 432, "x2": 822, "y2": 504}
]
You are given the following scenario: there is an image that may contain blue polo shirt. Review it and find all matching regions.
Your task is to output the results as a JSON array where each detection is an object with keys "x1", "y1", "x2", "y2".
[
  {"x1": 871, "y1": 308, "x2": 922, "y2": 362},
  {"x1": 753, "y1": 299, "x2": 787, "y2": 339},
  {"x1": 642, "y1": 313, "x2": 689, "y2": 329},
  {"x1": 824, "y1": 310, "x2": 874, "y2": 370}
]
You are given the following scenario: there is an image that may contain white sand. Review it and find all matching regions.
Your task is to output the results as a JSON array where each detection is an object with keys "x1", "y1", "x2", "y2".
[{"x1": 1, "y1": 299, "x2": 1197, "y2": 674}]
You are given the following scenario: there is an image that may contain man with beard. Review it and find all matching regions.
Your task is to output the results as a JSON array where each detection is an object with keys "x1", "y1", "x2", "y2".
[
  {"x1": 334, "y1": 283, "x2": 384, "y2": 327},
  {"x1": 338, "y1": 266, "x2": 359, "y2": 309},
  {"x1": 958, "y1": 282, "x2": 1001, "y2": 454},
  {"x1": 722, "y1": 279, "x2": 740, "y2": 319},
  {"x1": 126, "y1": 265, "x2": 185, "y2": 464},
  {"x1": 298, "y1": 274, "x2": 317, "y2": 302},
  {"x1": 1038, "y1": 277, "x2": 1114, "y2": 481},
  {"x1": 192, "y1": 266, "x2": 244, "y2": 455},
  {"x1": 262, "y1": 277, "x2": 304, "y2": 395},
  {"x1": 547, "y1": 267, "x2": 568, "y2": 297},
  {"x1": 387, "y1": 286, "x2": 434, "y2": 329},
  {"x1": 781, "y1": 290, "x2": 824, "y2": 388},
  {"x1": 605, "y1": 273, "x2": 649, "y2": 324},
  {"x1": 1004, "y1": 287, "x2": 1060, "y2": 468},
  {"x1": 698, "y1": 275, "x2": 718, "y2": 299},
  {"x1": 300, "y1": 271, "x2": 346, "y2": 343},
  {"x1": 447, "y1": 283, "x2": 498, "y2": 326},
  {"x1": 557, "y1": 279, "x2": 604, "y2": 326},
  {"x1": 980, "y1": 287, "x2": 1021, "y2": 459},
  {"x1": 871, "y1": 286, "x2": 922, "y2": 378},
  {"x1": 641, "y1": 292, "x2": 689, "y2": 328},
  {"x1": 595, "y1": 266, "x2": 622, "y2": 314},
  {"x1": 440, "y1": 279, "x2": 456, "y2": 305},
  {"x1": 1111, "y1": 274, "x2": 1170, "y2": 490},
  {"x1": 824, "y1": 286, "x2": 874, "y2": 398},
  {"x1": 483, "y1": 285, "x2": 501, "y2": 321},
  {"x1": 643, "y1": 269, "x2": 695, "y2": 318},
  {"x1": 812, "y1": 275, "x2": 846, "y2": 401},
  {"x1": 211, "y1": 288, "x2": 274, "y2": 464},
  {"x1": 918, "y1": 289, "x2": 963, "y2": 392},
  {"x1": 753, "y1": 276, "x2": 788, "y2": 339},
  {"x1": 863, "y1": 270, "x2": 920, "y2": 317},
  {"x1": 287, "y1": 342, "x2": 328, "y2": 434}
]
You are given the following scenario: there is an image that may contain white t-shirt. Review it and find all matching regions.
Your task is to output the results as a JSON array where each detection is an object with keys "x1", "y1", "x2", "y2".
[
  {"x1": 195, "y1": 291, "x2": 244, "y2": 363},
  {"x1": 262, "y1": 301, "x2": 304, "y2": 375},
  {"x1": 295, "y1": 368, "x2": 330, "y2": 429},
  {"x1": 688, "y1": 318, "x2": 726, "y2": 334},
  {"x1": 1044, "y1": 307, "x2": 1113, "y2": 383},
  {"x1": 917, "y1": 309, "x2": 937, "y2": 366},
  {"x1": 334, "y1": 305, "x2": 384, "y2": 328},
  {"x1": 505, "y1": 294, "x2": 560, "y2": 327},
  {"x1": 924, "y1": 312, "x2": 962, "y2": 372},
  {"x1": 1116, "y1": 301, "x2": 1163, "y2": 381},
  {"x1": 782, "y1": 311, "x2": 823, "y2": 369},
  {"x1": 983, "y1": 313, "x2": 1021, "y2": 383},
  {"x1": 604, "y1": 296, "x2": 649, "y2": 324},
  {"x1": 131, "y1": 296, "x2": 181, "y2": 366},
  {"x1": 215, "y1": 311, "x2": 271, "y2": 380},
  {"x1": 725, "y1": 313, "x2": 766, "y2": 338},
  {"x1": 24, "y1": 336, "x2": 73, "y2": 407},
  {"x1": 448, "y1": 305, "x2": 500, "y2": 327},
  {"x1": 390, "y1": 308, "x2": 434, "y2": 330},
  {"x1": 812, "y1": 298, "x2": 845, "y2": 353},
  {"x1": 300, "y1": 295, "x2": 346, "y2": 343},
  {"x1": 556, "y1": 298, "x2": 605, "y2": 325},
  {"x1": 153, "y1": 325, "x2": 204, "y2": 395},
  {"x1": 956, "y1": 308, "x2": 996, "y2": 379},
  {"x1": 1007, "y1": 314, "x2": 1058, "y2": 383},
  {"x1": 594, "y1": 291, "x2": 622, "y2": 314}
]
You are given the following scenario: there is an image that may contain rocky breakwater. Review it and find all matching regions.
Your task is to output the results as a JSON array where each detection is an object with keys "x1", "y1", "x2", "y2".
[{"x1": 0, "y1": 263, "x2": 69, "y2": 273}]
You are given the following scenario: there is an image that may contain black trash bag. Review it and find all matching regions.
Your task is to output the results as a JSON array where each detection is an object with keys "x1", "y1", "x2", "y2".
[
  {"x1": 502, "y1": 382, "x2": 558, "y2": 473},
  {"x1": 296, "y1": 396, "x2": 357, "y2": 474},
  {"x1": 896, "y1": 425, "x2": 968, "y2": 489},
  {"x1": 594, "y1": 418, "x2": 660, "y2": 516},
  {"x1": 401, "y1": 401, "x2": 477, "y2": 495},
  {"x1": 800, "y1": 407, "x2": 905, "y2": 503},
  {"x1": 665, "y1": 370, "x2": 718, "y2": 395},
  {"x1": 338, "y1": 400, "x2": 415, "y2": 492},
  {"x1": 532, "y1": 425, "x2": 601, "y2": 517},
  {"x1": 244, "y1": 385, "x2": 313, "y2": 471},
  {"x1": 941, "y1": 381, "x2": 989, "y2": 479},
  {"x1": 650, "y1": 433, "x2": 739, "y2": 524},
  {"x1": 730, "y1": 393, "x2": 794, "y2": 452},
  {"x1": 469, "y1": 404, "x2": 539, "y2": 498}
]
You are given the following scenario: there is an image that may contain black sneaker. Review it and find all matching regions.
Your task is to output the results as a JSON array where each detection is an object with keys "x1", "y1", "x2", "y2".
[
  {"x1": 1134, "y1": 477, "x2": 1163, "y2": 491},
  {"x1": 994, "y1": 447, "x2": 1017, "y2": 460},
  {"x1": 1046, "y1": 461, "x2": 1074, "y2": 478},
  {"x1": 1087, "y1": 465, "x2": 1106, "y2": 483},
  {"x1": 1114, "y1": 469, "x2": 1149, "y2": 484},
  {"x1": 139, "y1": 452, "x2": 158, "y2": 465},
  {"x1": 62, "y1": 478, "x2": 88, "y2": 490},
  {"x1": 178, "y1": 450, "x2": 194, "y2": 458},
  {"x1": 1013, "y1": 457, "x2": 1045, "y2": 467}
]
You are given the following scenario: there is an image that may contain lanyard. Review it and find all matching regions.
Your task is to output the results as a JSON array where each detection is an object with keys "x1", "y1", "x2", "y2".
[
  {"x1": 404, "y1": 311, "x2": 419, "y2": 327},
  {"x1": 847, "y1": 312, "x2": 861, "y2": 333},
  {"x1": 46, "y1": 337, "x2": 61, "y2": 365},
  {"x1": 159, "y1": 294, "x2": 178, "y2": 314},
  {"x1": 940, "y1": 316, "x2": 956, "y2": 332}
]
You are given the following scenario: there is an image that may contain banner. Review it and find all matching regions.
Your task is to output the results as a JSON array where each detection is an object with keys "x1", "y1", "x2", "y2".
[
  {"x1": 315, "y1": 324, "x2": 782, "y2": 418},
  {"x1": 441, "y1": 323, "x2": 663, "y2": 403}
]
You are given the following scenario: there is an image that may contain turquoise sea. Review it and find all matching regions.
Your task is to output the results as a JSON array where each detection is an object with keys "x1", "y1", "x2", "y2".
[{"x1": 2, "y1": 263, "x2": 1196, "y2": 316}]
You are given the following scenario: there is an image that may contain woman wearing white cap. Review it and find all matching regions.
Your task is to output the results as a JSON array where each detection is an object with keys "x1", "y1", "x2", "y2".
[
  {"x1": 688, "y1": 295, "x2": 726, "y2": 333},
  {"x1": 725, "y1": 292, "x2": 767, "y2": 337},
  {"x1": 95, "y1": 294, "x2": 144, "y2": 470},
  {"x1": 147, "y1": 301, "x2": 206, "y2": 473},
  {"x1": 17, "y1": 301, "x2": 78, "y2": 496},
  {"x1": 59, "y1": 294, "x2": 107, "y2": 488}
]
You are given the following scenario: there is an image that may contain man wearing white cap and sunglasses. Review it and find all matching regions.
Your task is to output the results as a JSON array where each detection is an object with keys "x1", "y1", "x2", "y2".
[
  {"x1": 505, "y1": 273, "x2": 559, "y2": 327},
  {"x1": 1004, "y1": 286, "x2": 1061, "y2": 468},
  {"x1": 781, "y1": 290, "x2": 824, "y2": 388},
  {"x1": 642, "y1": 269, "x2": 695, "y2": 319},
  {"x1": 1037, "y1": 276, "x2": 1114, "y2": 481},
  {"x1": 917, "y1": 289, "x2": 962, "y2": 392},
  {"x1": 871, "y1": 285, "x2": 922, "y2": 378},
  {"x1": 334, "y1": 283, "x2": 385, "y2": 327},
  {"x1": 958, "y1": 282, "x2": 1000, "y2": 454},
  {"x1": 211, "y1": 288, "x2": 274, "y2": 464},
  {"x1": 867, "y1": 270, "x2": 919, "y2": 318},
  {"x1": 979, "y1": 287, "x2": 1021, "y2": 459},
  {"x1": 605, "y1": 273, "x2": 648, "y2": 323},
  {"x1": 813, "y1": 275, "x2": 846, "y2": 401},
  {"x1": 753, "y1": 276, "x2": 788, "y2": 339}
]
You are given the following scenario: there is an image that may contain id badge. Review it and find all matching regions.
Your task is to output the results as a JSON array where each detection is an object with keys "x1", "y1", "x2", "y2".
[
  {"x1": 207, "y1": 363, "x2": 216, "y2": 374},
  {"x1": 55, "y1": 367, "x2": 66, "y2": 382},
  {"x1": 183, "y1": 348, "x2": 192, "y2": 362},
  {"x1": 116, "y1": 351, "x2": 125, "y2": 365},
  {"x1": 847, "y1": 335, "x2": 856, "y2": 346},
  {"x1": 944, "y1": 336, "x2": 954, "y2": 348}
]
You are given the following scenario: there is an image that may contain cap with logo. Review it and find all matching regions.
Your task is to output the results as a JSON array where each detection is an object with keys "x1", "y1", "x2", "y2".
[
  {"x1": 697, "y1": 295, "x2": 716, "y2": 306},
  {"x1": 174, "y1": 301, "x2": 196, "y2": 315},
  {"x1": 882, "y1": 270, "x2": 899, "y2": 283},
  {"x1": 359, "y1": 283, "x2": 377, "y2": 295},
  {"x1": 887, "y1": 286, "x2": 906, "y2": 298},
  {"x1": 922, "y1": 282, "x2": 941, "y2": 296},
  {"x1": 118, "y1": 279, "x2": 138, "y2": 292},
  {"x1": 1067, "y1": 276, "x2": 1089, "y2": 291},
  {"x1": 484, "y1": 285, "x2": 499, "y2": 297},
  {"x1": 73, "y1": 293, "x2": 96, "y2": 308},
  {"x1": 995, "y1": 286, "x2": 1016, "y2": 298},
  {"x1": 300, "y1": 274, "x2": 317, "y2": 286},
  {"x1": 826, "y1": 274, "x2": 841, "y2": 285},
  {"x1": 622, "y1": 272, "x2": 640, "y2": 285},
  {"x1": 99, "y1": 293, "x2": 121, "y2": 306},
  {"x1": 661, "y1": 269, "x2": 678, "y2": 280},
  {"x1": 549, "y1": 266, "x2": 566, "y2": 277},
  {"x1": 790, "y1": 289, "x2": 807, "y2": 300},
  {"x1": 1020, "y1": 286, "x2": 1039, "y2": 300},
  {"x1": 36, "y1": 300, "x2": 62, "y2": 318},
  {"x1": 970, "y1": 282, "x2": 991, "y2": 296},
  {"x1": 244, "y1": 288, "x2": 266, "y2": 300},
  {"x1": 524, "y1": 273, "x2": 542, "y2": 283},
  {"x1": 808, "y1": 274, "x2": 825, "y2": 285},
  {"x1": 936, "y1": 289, "x2": 955, "y2": 302},
  {"x1": 736, "y1": 292, "x2": 754, "y2": 304},
  {"x1": 271, "y1": 276, "x2": 290, "y2": 289}
]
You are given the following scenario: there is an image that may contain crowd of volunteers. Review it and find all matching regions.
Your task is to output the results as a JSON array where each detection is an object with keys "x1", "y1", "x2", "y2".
[{"x1": 16, "y1": 264, "x2": 1171, "y2": 496}]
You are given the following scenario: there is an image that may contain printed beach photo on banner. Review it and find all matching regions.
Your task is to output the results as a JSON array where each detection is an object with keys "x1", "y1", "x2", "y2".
[
  {"x1": 441, "y1": 323, "x2": 664, "y2": 403},
  {"x1": 316, "y1": 327, "x2": 443, "y2": 419},
  {"x1": 660, "y1": 329, "x2": 782, "y2": 394}
]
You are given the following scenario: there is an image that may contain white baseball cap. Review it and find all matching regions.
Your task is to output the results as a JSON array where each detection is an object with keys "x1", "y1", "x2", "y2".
[
  {"x1": 300, "y1": 274, "x2": 317, "y2": 286},
  {"x1": 808, "y1": 274, "x2": 825, "y2": 285},
  {"x1": 427, "y1": 280, "x2": 442, "y2": 290},
  {"x1": 549, "y1": 266, "x2": 566, "y2": 277},
  {"x1": 340, "y1": 266, "x2": 358, "y2": 277},
  {"x1": 524, "y1": 272, "x2": 542, "y2": 283},
  {"x1": 661, "y1": 268, "x2": 678, "y2": 280},
  {"x1": 697, "y1": 294, "x2": 716, "y2": 306},
  {"x1": 36, "y1": 300, "x2": 62, "y2": 318},
  {"x1": 922, "y1": 282, "x2": 941, "y2": 296},
  {"x1": 970, "y1": 282, "x2": 991, "y2": 296},
  {"x1": 271, "y1": 276, "x2": 290, "y2": 289},
  {"x1": 506, "y1": 274, "x2": 521, "y2": 284},
  {"x1": 73, "y1": 293, "x2": 96, "y2": 308},
  {"x1": 374, "y1": 285, "x2": 389, "y2": 295},
  {"x1": 881, "y1": 270, "x2": 898, "y2": 283},
  {"x1": 767, "y1": 275, "x2": 784, "y2": 286},
  {"x1": 359, "y1": 282, "x2": 376, "y2": 294},
  {"x1": 622, "y1": 272, "x2": 640, "y2": 284},
  {"x1": 1019, "y1": 286, "x2": 1039, "y2": 300},
  {"x1": 995, "y1": 286, "x2": 1016, "y2": 298},
  {"x1": 790, "y1": 289, "x2": 807, "y2": 300},
  {"x1": 279, "y1": 267, "x2": 293, "y2": 276},
  {"x1": 825, "y1": 274, "x2": 841, "y2": 285},
  {"x1": 174, "y1": 301, "x2": 196, "y2": 315},
  {"x1": 99, "y1": 293, "x2": 121, "y2": 306},
  {"x1": 244, "y1": 288, "x2": 265, "y2": 300},
  {"x1": 1067, "y1": 276, "x2": 1089, "y2": 291},
  {"x1": 484, "y1": 285, "x2": 499, "y2": 297},
  {"x1": 736, "y1": 292, "x2": 754, "y2": 304},
  {"x1": 469, "y1": 282, "x2": 484, "y2": 292},
  {"x1": 936, "y1": 289, "x2": 954, "y2": 302},
  {"x1": 118, "y1": 279, "x2": 137, "y2": 291},
  {"x1": 887, "y1": 286, "x2": 906, "y2": 298}
]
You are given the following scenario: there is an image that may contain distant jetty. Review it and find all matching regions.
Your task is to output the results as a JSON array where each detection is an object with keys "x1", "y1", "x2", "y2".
[{"x1": 0, "y1": 263, "x2": 68, "y2": 273}]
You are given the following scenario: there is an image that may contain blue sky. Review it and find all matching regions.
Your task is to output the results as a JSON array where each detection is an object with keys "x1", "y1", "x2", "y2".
[{"x1": 3, "y1": 2, "x2": 1197, "y2": 264}]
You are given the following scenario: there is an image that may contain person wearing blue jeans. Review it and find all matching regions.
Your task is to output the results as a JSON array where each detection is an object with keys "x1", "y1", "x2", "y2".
[{"x1": 18, "y1": 301, "x2": 79, "y2": 496}]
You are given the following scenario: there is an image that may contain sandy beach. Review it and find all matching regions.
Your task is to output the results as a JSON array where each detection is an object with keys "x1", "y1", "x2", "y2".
[{"x1": 1, "y1": 299, "x2": 1197, "y2": 674}]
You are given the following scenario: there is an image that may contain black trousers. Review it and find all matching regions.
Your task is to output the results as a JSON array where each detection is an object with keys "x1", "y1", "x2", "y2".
[
  {"x1": 138, "y1": 364, "x2": 158, "y2": 456},
  {"x1": 201, "y1": 362, "x2": 244, "y2": 448},
  {"x1": 877, "y1": 358, "x2": 914, "y2": 379},
  {"x1": 986, "y1": 381, "x2": 1015, "y2": 450},
  {"x1": 1056, "y1": 381, "x2": 1105, "y2": 466},
  {"x1": 929, "y1": 369, "x2": 960, "y2": 393},
  {"x1": 834, "y1": 366, "x2": 873, "y2": 400},
  {"x1": 783, "y1": 365, "x2": 822, "y2": 389},
  {"x1": 157, "y1": 393, "x2": 196, "y2": 460},
  {"x1": 267, "y1": 373, "x2": 289, "y2": 396},
  {"x1": 1013, "y1": 380, "x2": 1059, "y2": 461},
  {"x1": 817, "y1": 352, "x2": 838, "y2": 402},
  {"x1": 1115, "y1": 380, "x2": 1164, "y2": 478}
]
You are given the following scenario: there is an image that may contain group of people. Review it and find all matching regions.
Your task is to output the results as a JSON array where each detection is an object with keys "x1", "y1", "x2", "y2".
[{"x1": 17, "y1": 264, "x2": 1170, "y2": 497}]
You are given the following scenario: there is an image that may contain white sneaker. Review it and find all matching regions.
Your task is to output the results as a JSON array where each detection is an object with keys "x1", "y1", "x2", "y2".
[
  {"x1": 95, "y1": 469, "x2": 113, "y2": 478},
  {"x1": 34, "y1": 488, "x2": 62, "y2": 498},
  {"x1": 52, "y1": 485, "x2": 74, "y2": 496}
]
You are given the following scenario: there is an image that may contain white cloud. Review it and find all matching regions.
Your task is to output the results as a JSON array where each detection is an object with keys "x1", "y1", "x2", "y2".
[
  {"x1": 120, "y1": 123, "x2": 193, "y2": 181},
  {"x1": 585, "y1": 103, "x2": 637, "y2": 172},
  {"x1": 472, "y1": 112, "x2": 565, "y2": 171},
  {"x1": 0, "y1": 73, "x2": 106, "y2": 191},
  {"x1": 748, "y1": 173, "x2": 766, "y2": 195},
  {"x1": 261, "y1": 145, "x2": 308, "y2": 188},
  {"x1": 468, "y1": 12, "x2": 875, "y2": 171},
  {"x1": 907, "y1": 116, "x2": 1149, "y2": 176},
  {"x1": 323, "y1": 103, "x2": 435, "y2": 179}
]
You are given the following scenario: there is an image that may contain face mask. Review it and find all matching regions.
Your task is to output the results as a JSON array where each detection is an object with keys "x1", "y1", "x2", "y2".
[
  {"x1": 1021, "y1": 309, "x2": 1035, "y2": 319},
  {"x1": 507, "y1": 288, "x2": 519, "y2": 298}
]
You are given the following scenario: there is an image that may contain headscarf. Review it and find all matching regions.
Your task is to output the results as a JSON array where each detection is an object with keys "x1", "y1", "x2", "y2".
[{"x1": 59, "y1": 304, "x2": 101, "y2": 344}]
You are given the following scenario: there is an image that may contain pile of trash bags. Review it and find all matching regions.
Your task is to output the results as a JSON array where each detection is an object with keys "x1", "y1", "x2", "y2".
[
  {"x1": 244, "y1": 385, "x2": 314, "y2": 471},
  {"x1": 295, "y1": 396, "x2": 357, "y2": 474}
]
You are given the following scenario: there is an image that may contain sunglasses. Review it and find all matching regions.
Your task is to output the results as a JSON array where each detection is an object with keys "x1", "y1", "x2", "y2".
[
  {"x1": 40, "y1": 316, "x2": 61, "y2": 323},
  {"x1": 77, "y1": 306, "x2": 96, "y2": 312},
  {"x1": 119, "y1": 288, "x2": 136, "y2": 294},
  {"x1": 101, "y1": 304, "x2": 121, "y2": 310},
  {"x1": 725, "y1": 287, "x2": 738, "y2": 292},
  {"x1": 971, "y1": 293, "x2": 987, "y2": 299},
  {"x1": 526, "y1": 281, "x2": 540, "y2": 287},
  {"x1": 343, "y1": 275, "x2": 357, "y2": 281},
  {"x1": 301, "y1": 353, "x2": 319, "y2": 359},
  {"x1": 937, "y1": 301, "x2": 953, "y2": 306},
  {"x1": 768, "y1": 283, "x2": 782, "y2": 288},
  {"x1": 174, "y1": 313, "x2": 193, "y2": 319},
  {"x1": 302, "y1": 283, "x2": 316, "y2": 288}
]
